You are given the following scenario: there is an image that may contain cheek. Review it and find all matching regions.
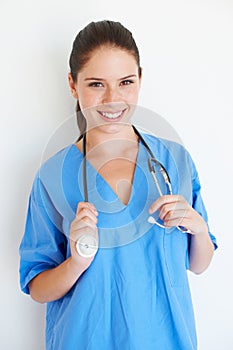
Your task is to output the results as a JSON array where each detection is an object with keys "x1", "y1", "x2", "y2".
[
  {"x1": 79, "y1": 91, "x2": 101, "y2": 110},
  {"x1": 125, "y1": 87, "x2": 140, "y2": 105}
]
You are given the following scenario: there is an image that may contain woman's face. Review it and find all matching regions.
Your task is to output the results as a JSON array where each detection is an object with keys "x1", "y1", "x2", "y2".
[{"x1": 69, "y1": 46, "x2": 141, "y2": 133}]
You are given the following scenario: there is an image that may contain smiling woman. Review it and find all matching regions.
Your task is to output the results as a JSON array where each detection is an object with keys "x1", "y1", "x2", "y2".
[
  {"x1": 68, "y1": 46, "x2": 141, "y2": 134},
  {"x1": 19, "y1": 20, "x2": 217, "y2": 350},
  {"x1": 68, "y1": 21, "x2": 142, "y2": 140}
]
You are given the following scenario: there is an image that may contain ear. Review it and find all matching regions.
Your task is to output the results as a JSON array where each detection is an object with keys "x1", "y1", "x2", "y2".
[{"x1": 68, "y1": 73, "x2": 78, "y2": 99}]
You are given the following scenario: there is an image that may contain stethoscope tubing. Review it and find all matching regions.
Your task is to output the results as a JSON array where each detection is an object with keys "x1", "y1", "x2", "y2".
[{"x1": 82, "y1": 125, "x2": 190, "y2": 234}]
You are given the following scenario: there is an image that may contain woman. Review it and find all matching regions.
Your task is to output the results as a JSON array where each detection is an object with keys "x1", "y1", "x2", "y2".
[{"x1": 19, "y1": 20, "x2": 217, "y2": 349}]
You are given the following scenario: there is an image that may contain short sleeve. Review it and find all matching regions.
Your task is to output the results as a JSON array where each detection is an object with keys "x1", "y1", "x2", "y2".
[
  {"x1": 19, "y1": 175, "x2": 67, "y2": 295},
  {"x1": 189, "y1": 155, "x2": 218, "y2": 250}
]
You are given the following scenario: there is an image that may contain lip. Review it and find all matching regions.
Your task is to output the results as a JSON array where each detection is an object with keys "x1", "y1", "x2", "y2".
[{"x1": 97, "y1": 108, "x2": 127, "y2": 122}]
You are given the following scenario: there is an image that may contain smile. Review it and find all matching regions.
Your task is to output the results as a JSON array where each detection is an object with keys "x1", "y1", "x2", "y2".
[{"x1": 98, "y1": 109, "x2": 127, "y2": 121}]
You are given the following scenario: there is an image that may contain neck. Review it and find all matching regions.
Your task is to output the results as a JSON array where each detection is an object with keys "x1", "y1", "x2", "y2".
[{"x1": 85, "y1": 124, "x2": 138, "y2": 155}]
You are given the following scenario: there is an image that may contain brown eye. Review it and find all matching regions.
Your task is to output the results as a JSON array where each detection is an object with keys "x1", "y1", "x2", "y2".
[
  {"x1": 120, "y1": 80, "x2": 134, "y2": 86},
  {"x1": 88, "y1": 82, "x2": 103, "y2": 87}
]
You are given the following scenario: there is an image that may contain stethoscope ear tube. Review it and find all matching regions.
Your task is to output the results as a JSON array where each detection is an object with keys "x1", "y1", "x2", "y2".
[
  {"x1": 82, "y1": 126, "x2": 190, "y2": 235},
  {"x1": 83, "y1": 133, "x2": 88, "y2": 202}
]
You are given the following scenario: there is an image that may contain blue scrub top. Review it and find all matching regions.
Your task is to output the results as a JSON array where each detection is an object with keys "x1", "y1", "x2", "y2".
[{"x1": 19, "y1": 132, "x2": 217, "y2": 350}]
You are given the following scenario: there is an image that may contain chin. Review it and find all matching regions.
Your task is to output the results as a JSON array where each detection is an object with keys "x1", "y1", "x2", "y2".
[{"x1": 96, "y1": 122, "x2": 129, "y2": 134}]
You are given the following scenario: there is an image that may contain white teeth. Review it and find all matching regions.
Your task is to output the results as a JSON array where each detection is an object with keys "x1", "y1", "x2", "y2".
[{"x1": 100, "y1": 111, "x2": 122, "y2": 119}]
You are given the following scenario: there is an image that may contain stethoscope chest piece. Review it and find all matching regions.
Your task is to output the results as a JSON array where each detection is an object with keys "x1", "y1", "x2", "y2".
[{"x1": 75, "y1": 235, "x2": 98, "y2": 258}]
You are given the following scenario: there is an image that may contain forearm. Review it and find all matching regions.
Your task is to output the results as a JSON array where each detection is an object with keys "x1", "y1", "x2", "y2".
[
  {"x1": 29, "y1": 257, "x2": 85, "y2": 303},
  {"x1": 188, "y1": 225, "x2": 215, "y2": 274}
]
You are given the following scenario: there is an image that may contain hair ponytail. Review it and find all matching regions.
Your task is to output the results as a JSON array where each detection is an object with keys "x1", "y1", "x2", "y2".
[{"x1": 76, "y1": 101, "x2": 87, "y2": 141}]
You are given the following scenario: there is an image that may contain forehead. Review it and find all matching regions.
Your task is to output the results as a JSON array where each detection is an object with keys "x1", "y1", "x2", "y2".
[{"x1": 79, "y1": 46, "x2": 138, "y2": 77}]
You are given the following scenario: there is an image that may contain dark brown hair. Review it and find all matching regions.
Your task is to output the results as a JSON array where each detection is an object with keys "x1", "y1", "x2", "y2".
[{"x1": 69, "y1": 20, "x2": 142, "y2": 140}]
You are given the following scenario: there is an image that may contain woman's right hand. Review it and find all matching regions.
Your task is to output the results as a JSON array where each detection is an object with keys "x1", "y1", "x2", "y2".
[{"x1": 69, "y1": 202, "x2": 99, "y2": 272}]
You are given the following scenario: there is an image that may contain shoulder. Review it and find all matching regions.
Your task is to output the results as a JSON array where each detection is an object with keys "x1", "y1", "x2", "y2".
[
  {"x1": 31, "y1": 144, "x2": 81, "y2": 198},
  {"x1": 140, "y1": 131, "x2": 198, "y2": 180},
  {"x1": 39, "y1": 144, "x2": 79, "y2": 175},
  {"x1": 140, "y1": 131, "x2": 190, "y2": 158},
  {"x1": 37, "y1": 144, "x2": 82, "y2": 181}
]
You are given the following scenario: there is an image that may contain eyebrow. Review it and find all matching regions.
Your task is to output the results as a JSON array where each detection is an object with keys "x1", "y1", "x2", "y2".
[{"x1": 84, "y1": 74, "x2": 137, "y2": 81}]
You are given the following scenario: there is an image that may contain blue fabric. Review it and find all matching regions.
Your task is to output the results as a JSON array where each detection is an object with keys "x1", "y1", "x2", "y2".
[{"x1": 19, "y1": 132, "x2": 217, "y2": 350}]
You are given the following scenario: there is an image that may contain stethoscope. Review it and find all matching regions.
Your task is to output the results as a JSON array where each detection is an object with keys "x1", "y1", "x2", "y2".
[{"x1": 76, "y1": 125, "x2": 189, "y2": 258}]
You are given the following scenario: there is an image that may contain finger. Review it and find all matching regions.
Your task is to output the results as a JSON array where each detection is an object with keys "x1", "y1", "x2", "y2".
[
  {"x1": 70, "y1": 226, "x2": 97, "y2": 242},
  {"x1": 76, "y1": 202, "x2": 98, "y2": 216},
  {"x1": 149, "y1": 195, "x2": 181, "y2": 214},
  {"x1": 76, "y1": 202, "x2": 98, "y2": 215},
  {"x1": 162, "y1": 209, "x2": 189, "y2": 223},
  {"x1": 164, "y1": 216, "x2": 190, "y2": 229},
  {"x1": 71, "y1": 217, "x2": 97, "y2": 231},
  {"x1": 159, "y1": 202, "x2": 189, "y2": 221},
  {"x1": 76, "y1": 207, "x2": 98, "y2": 223}
]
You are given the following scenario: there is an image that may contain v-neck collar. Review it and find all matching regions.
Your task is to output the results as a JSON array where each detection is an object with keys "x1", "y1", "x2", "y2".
[
  {"x1": 72, "y1": 139, "x2": 143, "y2": 209},
  {"x1": 70, "y1": 138, "x2": 158, "y2": 248}
]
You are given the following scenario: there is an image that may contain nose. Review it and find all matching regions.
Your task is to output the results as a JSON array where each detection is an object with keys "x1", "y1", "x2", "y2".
[{"x1": 102, "y1": 86, "x2": 120, "y2": 104}]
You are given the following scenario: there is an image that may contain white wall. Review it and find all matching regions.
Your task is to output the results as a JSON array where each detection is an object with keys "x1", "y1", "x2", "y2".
[{"x1": 1, "y1": 0, "x2": 232, "y2": 349}]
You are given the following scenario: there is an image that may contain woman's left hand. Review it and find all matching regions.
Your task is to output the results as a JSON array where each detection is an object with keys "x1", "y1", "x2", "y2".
[{"x1": 149, "y1": 195, "x2": 208, "y2": 236}]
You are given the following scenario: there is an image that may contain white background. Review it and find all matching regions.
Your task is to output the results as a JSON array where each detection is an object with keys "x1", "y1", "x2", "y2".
[{"x1": 1, "y1": 0, "x2": 232, "y2": 349}]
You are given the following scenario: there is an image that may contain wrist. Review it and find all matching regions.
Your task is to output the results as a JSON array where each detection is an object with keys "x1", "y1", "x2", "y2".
[
  {"x1": 191, "y1": 223, "x2": 209, "y2": 240},
  {"x1": 190, "y1": 216, "x2": 209, "y2": 236},
  {"x1": 67, "y1": 257, "x2": 86, "y2": 278}
]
